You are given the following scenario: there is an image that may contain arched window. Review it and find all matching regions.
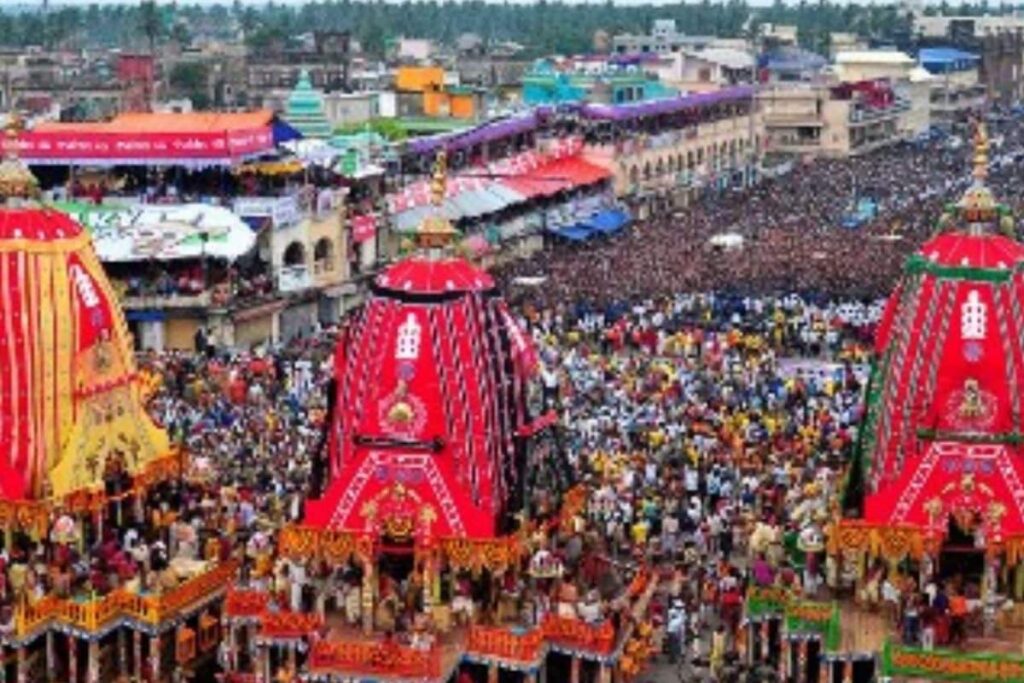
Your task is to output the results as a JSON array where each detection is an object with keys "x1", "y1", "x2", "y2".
[
  {"x1": 313, "y1": 238, "x2": 334, "y2": 272},
  {"x1": 283, "y1": 241, "x2": 306, "y2": 267}
]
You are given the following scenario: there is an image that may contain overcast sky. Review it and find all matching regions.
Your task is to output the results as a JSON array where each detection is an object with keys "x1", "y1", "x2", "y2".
[{"x1": 0, "y1": 0, "x2": 937, "y2": 6}]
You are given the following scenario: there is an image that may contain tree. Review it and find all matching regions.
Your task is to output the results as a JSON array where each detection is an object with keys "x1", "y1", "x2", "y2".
[
  {"x1": 171, "y1": 21, "x2": 190, "y2": 48},
  {"x1": 138, "y1": 0, "x2": 165, "y2": 55},
  {"x1": 168, "y1": 62, "x2": 210, "y2": 109}
]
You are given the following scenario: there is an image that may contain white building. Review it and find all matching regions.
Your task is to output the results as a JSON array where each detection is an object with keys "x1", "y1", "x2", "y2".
[{"x1": 612, "y1": 20, "x2": 716, "y2": 55}]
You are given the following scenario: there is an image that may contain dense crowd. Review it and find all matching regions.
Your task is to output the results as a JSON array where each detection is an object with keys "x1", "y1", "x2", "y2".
[
  {"x1": 530, "y1": 294, "x2": 873, "y2": 676},
  {"x1": 0, "y1": 335, "x2": 334, "y2": 638},
  {"x1": 5, "y1": 116, "x2": 1021, "y2": 681},
  {"x1": 500, "y1": 117, "x2": 1024, "y2": 306}
]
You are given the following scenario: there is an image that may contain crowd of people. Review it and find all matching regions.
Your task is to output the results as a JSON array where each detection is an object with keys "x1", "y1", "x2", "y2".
[
  {"x1": 531, "y1": 293, "x2": 871, "y2": 677},
  {"x1": 500, "y1": 116, "x2": 1024, "y2": 307},
  {"x1": 7, "y1": 114, "x2": 1024, "y2": 682}
]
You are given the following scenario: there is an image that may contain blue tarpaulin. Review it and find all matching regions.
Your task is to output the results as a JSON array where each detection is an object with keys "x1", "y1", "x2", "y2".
[
  {"x1": 125, "y1": 309, "x2": 166, "y2": 322},
  {"x1": 585, "y1": 209, "x2": 631, "y2": 235},
  {"x1": 272, "y1": 118, "x2": 304, "y2": 144},
  {"x1": 548, "y1": 224, "x2": 593, "y2": 241},
  {"x1": 840, "y1": 198, "x2": 877, "y2": 229}
]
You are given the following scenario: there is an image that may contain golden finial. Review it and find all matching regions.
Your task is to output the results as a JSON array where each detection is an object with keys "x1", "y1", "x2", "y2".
[
  {"x1": 413, "y1": 148, "x2": 459, "y2": 251},
  {"x1": 430, "y1": 149, "x2": 447, "y2": 207},
  {"x1": 0, "y1": 113, "x2": 39, "y2": 201},
  {"x1": 972, "y1": 119, "x2": 989, "y2": 183}
]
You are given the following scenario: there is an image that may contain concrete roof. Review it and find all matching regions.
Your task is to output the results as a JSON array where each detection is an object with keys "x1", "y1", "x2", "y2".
[
  {"x1": 688, "y1": 47, "x2": 754, "y2": 70},
  {"x1": 908, "y1": 65, "x2": 938, "y2": 82},
  {"x1": 834, "y1": 50, "x2": 914, "y2": 65}
]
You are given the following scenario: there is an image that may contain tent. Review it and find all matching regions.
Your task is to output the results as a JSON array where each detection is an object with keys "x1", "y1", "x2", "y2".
[{"x1": 57, "y1": 202, "x2": 257, "y2": 263}]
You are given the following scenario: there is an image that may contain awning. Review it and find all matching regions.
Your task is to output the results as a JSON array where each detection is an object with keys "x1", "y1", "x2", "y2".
[
  {"x1": 501, "y1": 156, "x2": 611, "y2": 198},
  {"x1": 59, "y1": 202, "x2": 257, "y2": 263},
  {"x1": 20, "y1": 111, "x2": 277, "y2": 167},
  {"x1": 272, "y1": 119, "x2": 304, "y2": 145},
  {"x1": 394, "y1": 205, "x2": 433, "y2": 233}
]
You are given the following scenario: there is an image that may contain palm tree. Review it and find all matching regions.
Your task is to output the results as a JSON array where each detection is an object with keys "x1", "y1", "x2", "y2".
[{"x1": 138, "y1": 0, "x2": 163, "y2": 55}]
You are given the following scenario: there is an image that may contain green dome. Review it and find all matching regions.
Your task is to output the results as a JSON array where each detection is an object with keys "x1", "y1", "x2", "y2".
[{"x1": 284, "y1": 70, "x2": 332, "y2": 139}]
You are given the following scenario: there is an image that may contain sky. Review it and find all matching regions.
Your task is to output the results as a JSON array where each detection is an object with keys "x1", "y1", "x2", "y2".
[{"x1": 0, "y1": 0, "x2": 952, "y2": 6}]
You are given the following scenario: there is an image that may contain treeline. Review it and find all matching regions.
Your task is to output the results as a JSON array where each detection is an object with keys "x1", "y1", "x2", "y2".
[{"x1": 1, "y1": 0, "x2": 1018, "y2": 57}]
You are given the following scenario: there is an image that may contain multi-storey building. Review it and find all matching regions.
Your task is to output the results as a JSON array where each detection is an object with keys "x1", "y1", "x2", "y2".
[
  {"x1": 582, "y1": 86, "x2": 763, "y2": 214},
  {"x1": 918, "y1": 47, "x2": 986, "y2": 126},
  {"x1": 612, "y1": 20, "x2": 716, "y2": 55},
  {"x1": 760, "y1": 79, "x2": 911, "y2": 158},
  {"x1": 914, "y1": 14, "x2": 1024, "y2": 103}
]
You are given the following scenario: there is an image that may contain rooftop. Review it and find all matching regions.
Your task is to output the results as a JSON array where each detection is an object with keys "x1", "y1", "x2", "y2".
[
  {"x1": 918, "y1": 47, "x2": 980, "y2": 64},
  {"x1": 834, "y1": 50, "x2": 915, "y2": 66},
  {"x1": 687, "y1": 47, "x2": 755, "y2": 70}
]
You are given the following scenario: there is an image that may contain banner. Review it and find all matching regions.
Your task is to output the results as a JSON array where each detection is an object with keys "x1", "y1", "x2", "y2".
[
  {"x1": 351, "y1": 214, "x2": 377, "y2": 244},
  {"x1": 882, "y1": 640, "x2": 1024, "y2": 682},
  {"x1": 18, "y1": 127, "x2": 274, "y2": 164},
  {"x1": 233, "y1": 195, "x2": 301, "y2": 228}
]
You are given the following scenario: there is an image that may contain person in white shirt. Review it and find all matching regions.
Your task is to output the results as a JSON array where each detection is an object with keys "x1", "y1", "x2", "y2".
[{"x1": 666, "y1": 600, "x2": 687, "y2": 663}]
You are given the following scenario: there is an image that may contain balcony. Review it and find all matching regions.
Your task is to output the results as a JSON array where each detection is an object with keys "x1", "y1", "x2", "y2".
[
  {"x1": 850, "y1": 135, "x2": 900, "y2": 156},
  {"x1": 14, "y1": 561, "x2": 238, "y2": 639},
  {"x1": 764, "y1": 113, "x2": 823, "y2": 127},
  {"x1": 278, "y1": 264, "x2": 312, "y2": 293},
  {"x1": 848, "y1": 98, "x2": 911, "y2": 126},
  {"x1": 232, "y1": 195, "x2": 302, "y2": 229},
  {"x1": 930, "y1": 92, "x2": 987, "y2": 113},
  {"x1": 120, "y1": 290, "x2": 212, "y2": 310}
]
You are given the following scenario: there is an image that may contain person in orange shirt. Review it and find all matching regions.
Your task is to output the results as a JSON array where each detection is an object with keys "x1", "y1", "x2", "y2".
[{"x1": 949, "y1": 590, "x2": 969, "y2": 646}]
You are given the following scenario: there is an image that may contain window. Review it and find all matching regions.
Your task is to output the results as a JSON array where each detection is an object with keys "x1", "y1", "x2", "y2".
[
  {"x1": 283, "y1": 241, "x2": 306, "y2": 267},
  {"x1": 396, "y1": 313, "x2": 423, "y2": 360},
  {"x1": 313, "y1": 238, "x2": 334, "y2": 273}
]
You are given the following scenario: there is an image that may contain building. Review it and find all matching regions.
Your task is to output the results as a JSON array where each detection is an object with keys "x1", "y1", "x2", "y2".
[
  {"x1": 0, "y1": 49, "x2": 142, "y2": 118},
  {"x1": 116, "y1": 53, "x2": 156, "y2": 112},
  {"x1": 759, "y1": 47, "x2": 829, "y2": 83},
  {"x1": 918, "y1": 48, "x2": 985, "y2": 126},
  {"x1": 829, "y1": 32, "x2": 867, "y2": 58},
  {"x1": 230, "y1": 190, "x2": 356, "y2": 342},
  {"x1": 456, "y1": 56, "x2": 531, "y2": 98},
  {"x1": 760, "y1": 79, "x2": 910, "y2": 158},
  {"x1": 834, "y1": 50, "x2": 916, "y2": 83},
  {"x1": 522, "y1": 59, "x2": 676, "y2": 106},
  {"x1": 395, "y1": 37, "x2": 436, "y2": 62},
  {"x1": 834, "y1": 50, "x2": 931, "y2": 138},
  {"x1": 284, "y1": 70, "x2": 332, "y2": 138},
  {"x1": 904, "y1": 66, "x2": 936, "y2": 137},
  {"x1": 244, "y1": 31, "x2": 352, "y2": 110},
  {"x1": 582, "y1": 86, "x2": 762, "y2": 213},
  {"x1": 322, "y1": 91, "x2": 380, "y2": 129},
  {"x1": 612, "y1": 19, "x2": 716, "y2": 55},
  {"x1": 914, "y1": 15, "x2": 1024, "y2": 103},
  {"x1": 652, "y1": 48, "x2": 755, "y2": 92},
  {"x1": 393, "y1": 65, "x2": 485, "y2": 120},
  {"x1": 913, "y1": 13, "x2": 1024, "y2": 39},
  {"x1": 760, "y1": 24, "x2": 800, "y2": 48}
]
